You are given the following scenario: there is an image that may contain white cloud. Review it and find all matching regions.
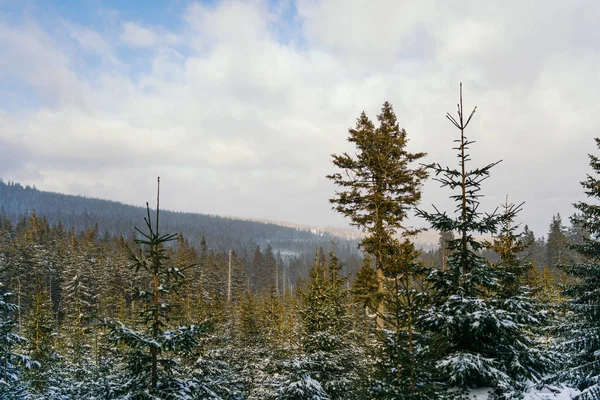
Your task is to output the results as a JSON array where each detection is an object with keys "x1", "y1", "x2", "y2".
[
  {"x1": 0, "y1": 22, "x2": 85, "y2": 107},
  {"x1": 0, "y1": 0, "x2": 599, "y2": 235},
  {"x1": 66, "y1": 23, "x2": 120, "y2": 66},
  {"x1": 184, "y1": 0, "x2": 271, "y2": 44},
  {"x1": 120, "y1": 21, "x2": 157, "y2": 47}
]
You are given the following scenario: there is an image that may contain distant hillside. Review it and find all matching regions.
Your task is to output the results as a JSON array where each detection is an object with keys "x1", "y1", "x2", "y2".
[
  {"x1": 252, "y1": 219, "x2": 443, "y2": 248},
  {"x1": 0, "y1": 180, "x2": 360, "y2": 259}
]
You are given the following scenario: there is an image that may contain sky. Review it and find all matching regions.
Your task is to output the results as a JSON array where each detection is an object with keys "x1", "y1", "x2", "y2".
[{"x1": 0, "y1": 0, "x2": 598, "y2": 240}]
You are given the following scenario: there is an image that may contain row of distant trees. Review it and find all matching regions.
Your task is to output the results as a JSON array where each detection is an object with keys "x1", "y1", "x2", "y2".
[{"x1": 422, "y1": 212, "x2": 586, "y2": 280}]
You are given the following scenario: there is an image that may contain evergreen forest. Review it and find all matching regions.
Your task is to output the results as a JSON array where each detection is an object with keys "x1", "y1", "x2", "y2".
[{"x1": 2, "y1": 87, "x2": 599, "y2": 400}]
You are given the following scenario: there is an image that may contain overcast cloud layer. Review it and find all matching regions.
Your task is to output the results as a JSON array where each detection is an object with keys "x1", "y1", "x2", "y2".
[{"x1": 0, "y1": 0, "x2": 598, "y2": 239}]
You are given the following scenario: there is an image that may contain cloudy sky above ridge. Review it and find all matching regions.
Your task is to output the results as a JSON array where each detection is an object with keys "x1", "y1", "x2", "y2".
[{"x1": 0, "y1": 0, "x2": 598, "y2": 238}]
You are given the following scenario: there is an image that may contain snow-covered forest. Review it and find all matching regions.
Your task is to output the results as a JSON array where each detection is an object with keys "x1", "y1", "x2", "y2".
[{"x1": 1, "y1": 89, "x2": 599, "y2": 400}]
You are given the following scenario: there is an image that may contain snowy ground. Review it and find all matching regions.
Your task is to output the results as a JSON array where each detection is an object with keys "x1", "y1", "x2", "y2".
[{"x1": 467, "y1": 385, "x2": 580, "y2": 399}]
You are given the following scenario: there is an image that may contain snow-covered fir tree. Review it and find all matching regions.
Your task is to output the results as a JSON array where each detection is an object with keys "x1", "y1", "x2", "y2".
[
  {"x1": 103, "y1": 179, "x2": 209, "y2": 399},
  {"x1": 485, "y1": 199, "x2": 553, "y2": 391},
  {"x1": 416, "y1": 85, "x2": 547, "y2": 399},
  {"x1": 0, "y1": 283, "x2": 35, "y2": 398},
  {"x1": 270, "y1": 359, "x2": 331, "y2": 400}
]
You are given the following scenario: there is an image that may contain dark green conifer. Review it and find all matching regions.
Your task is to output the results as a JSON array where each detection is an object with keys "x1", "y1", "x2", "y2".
[
  {"x1": 416, "y1": 85, "x2": 546, "y2": 397},
  {"x1": 104, "y1": 178, "x2": 206, "y2": 398}
]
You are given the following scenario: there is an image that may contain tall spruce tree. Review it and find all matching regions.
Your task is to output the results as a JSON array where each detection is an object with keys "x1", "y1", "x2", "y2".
[
  {"x1": 416, "y1": 84, "x2": 544, "y2": 398},
  {"x1": 251, "y1": 245, "x2": 266, "y2": 293},
  {"x1": 556, "y1": 138, "x2": 600, "y2": 399},
  {"x1": 327, "y1": 101, "x2": 427, "y2": 329},
  {"x1": 327, "y1": 102, "x2": 431, "y2": 398},
  {"x1": 19, "y1": 217, "x2": 57, "y2": 394},
  {"x1": 59, "y1": 227, "x2": 98, "y2": 378},
  {"x1": 547, "y1": 214, "x2": 568, "y2": 268}
]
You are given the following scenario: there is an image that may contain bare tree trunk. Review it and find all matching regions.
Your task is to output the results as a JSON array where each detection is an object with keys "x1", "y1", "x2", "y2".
[
  {"x1": 227, "y1": 250, "x2": 232, "y2": 304},
  {"x1": 275, "y1": 261, "x2": 279, "y2": 297},
  {"x1": 376, "y1": 268, "x2": 384, "y2": 329},
  {"x1": 17, "y1": 277, "x2": 21, "y2": 332},
  {"x1": 186, "y1": 281, "x2": 191, "y2": 322},
  {"x1": 365, "y1": 305, "x2": 370, "y2": 344},
  {"x1": 151, "y1": 273, "x2": 158, "y2": 390},
  {"x1": 282, "y1": 265, "x2": 286, "y2": 297},
  {"x1": 151, "y1": 177, "x2": 160, "y2": 391}
]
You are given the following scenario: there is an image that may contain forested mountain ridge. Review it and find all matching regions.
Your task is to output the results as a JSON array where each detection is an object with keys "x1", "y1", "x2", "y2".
[{"x1": 0, "y1": 180, "x2": 359, "y2": 257}]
